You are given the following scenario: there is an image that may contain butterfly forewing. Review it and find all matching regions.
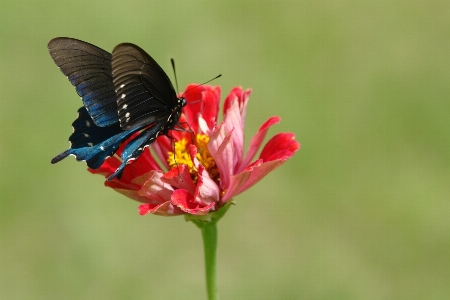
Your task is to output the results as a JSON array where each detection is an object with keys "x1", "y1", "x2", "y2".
[
  {"x1": 48, "y1": 37, "x2": 118, "y2": 127},
  {"x1": 111, "y1": 43, "x2": 178, "y2": 130}
]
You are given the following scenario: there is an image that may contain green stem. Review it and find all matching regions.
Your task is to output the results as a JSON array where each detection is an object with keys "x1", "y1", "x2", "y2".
[
  {"x1": 186, "y1": 202, "x2": 233, "y2": 300},
  {"x1": 201, "y1": 222, "x2": 220, "y2": 300}
]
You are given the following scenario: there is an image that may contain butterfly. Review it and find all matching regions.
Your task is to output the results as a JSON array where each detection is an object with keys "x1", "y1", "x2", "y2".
[{"x1": 48, "y1": 37, "x2": 186, "y2": 180}]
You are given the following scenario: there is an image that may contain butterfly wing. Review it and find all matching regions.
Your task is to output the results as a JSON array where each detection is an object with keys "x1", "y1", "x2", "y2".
[
  {"x1": 107, "y1": 121, "x2": 167, "y2": 180},
  {"x1": 111, "y1": 43, "x2": 178, "y2": 130},
  {"x1": 50, "y1": 39, "x2": 185, "y2": 180},
  {"x1": 48, "y1": 37, "x2": 118, "y2": 127},
  {"x1": 51, "y1": 107, "x2": 139, "y2": 169}
]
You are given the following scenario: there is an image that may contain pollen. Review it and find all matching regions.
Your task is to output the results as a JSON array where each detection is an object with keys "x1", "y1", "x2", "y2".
[{"x1": 167, "y1": 134, "x2": 219, "y2": 183}]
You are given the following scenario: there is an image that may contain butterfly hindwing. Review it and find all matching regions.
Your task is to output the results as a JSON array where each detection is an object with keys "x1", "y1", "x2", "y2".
[
  {"x1": 107, "y1": 120, "x2": 167, "y2": 180},
  {"x1": 51, "y1": 107, "x2": 139, "y2": 169},
  {"x1": 111, "y1": 43, "x2": 179, "y2": 130},
  {"x1": 48, "y1": 37, "x2": 118, "y2": 127}
]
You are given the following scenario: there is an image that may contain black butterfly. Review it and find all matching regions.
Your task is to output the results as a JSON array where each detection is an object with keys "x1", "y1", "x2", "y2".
[{"x1": 49, "y1": 37, "x2": 186, "y2": 180}]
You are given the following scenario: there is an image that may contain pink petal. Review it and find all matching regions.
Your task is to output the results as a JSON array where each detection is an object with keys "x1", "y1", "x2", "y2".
[
  {"x1": 137, "y1": 170, "x2": 175, "y2": 204},
  {"x1": 195, "y1": 164, "x2": 220, "y2": 205},
  {"x1": 222, "y1": 159, "x2": 286, "y2": 202},
  {"x1": 237, "y1": 116, "x2": 281, "y2": 173},
  {"x1": 198, "y1": 116, "x2": 212, "y2": 136},
  {"x1": 208, "y1": 126, "x2": 234, "y2": 190},
  {"x1": 222, "y1": 99, "x2": 245, "y2": 172},
  {"x1": 188, "y1": 145, "x2": 201, "y2": 170},
  {"x1": 138, "y1": 202, "x2": 184, "y2": 216},
  {"x1": 109, "y1": 186, "x2": 152, "y2": 203},
  {"x1": 188, "y1": 146, "x2": 220, "y2": 205},
  {"x1": 223, "y1": 87, "x2": 251, "y2": 120}
]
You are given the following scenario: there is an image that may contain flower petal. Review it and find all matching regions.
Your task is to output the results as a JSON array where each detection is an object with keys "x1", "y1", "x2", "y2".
[
  {"x1": 152, "y1": 135, "x2": 172, "y2": 170},
  {"x1": 171, "y1": 189, "x2": 216, "y2": 215},
  {"x1": 88, "y1": 155, "x2": 121, "y2": 177},
  {"x1": 259, "y1": 133, "x2": 300, "y2": 162},
  {"x1": 237, "y1": 116, "x2": 281, "y2": 173},
  {"x1": 222, "y1": 159, "x2": 284, "y2": 202},
  {"x1": 183, "y1": 84, "x2": 221, "y2": 134},
  {"x1": 208, "y1": 126, "x2": 234, "y2": 189},
  {"x1": 222, "y1": 99, "x2": 245, "y2": 172},
  {"x1": 199, "y1": 86, "x2": 221, "y2": 132},
  {"x1": 138, "y1": 202, "x2": 184, "y2": 216},
  {"x1": 100, "y1": 170, "x2": 154, "y2": 203},
  {"x1": 223, "y1": 87, "x2": 251, "y2": 119},
  {"x1": 162, "y1": 165, "x2": 197, "y2": 195},
  {"x1": 137, "y1": 170, "x2": 175, "y2": 204},
  {"x1": 195, "y1": 164, "x2": 220, "y2": 205},
  {"x1": 222, "y1": 133, "x2": 300, "y2": 201}
]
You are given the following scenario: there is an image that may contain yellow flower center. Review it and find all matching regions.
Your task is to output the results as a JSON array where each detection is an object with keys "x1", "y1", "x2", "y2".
[{"x1": 168, "y1": 134, "x2": 220, "y2": 183}]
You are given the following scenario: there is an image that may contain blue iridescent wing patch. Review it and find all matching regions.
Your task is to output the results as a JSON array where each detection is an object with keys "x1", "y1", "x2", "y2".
[{"x1": 51, "y1": 107, "x2": 139, "y2": 169}]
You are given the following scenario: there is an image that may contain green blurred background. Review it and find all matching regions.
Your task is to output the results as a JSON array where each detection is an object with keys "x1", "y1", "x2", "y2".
[{"x1": 1, "y1": 1, "x2": 449, "y2": 299}]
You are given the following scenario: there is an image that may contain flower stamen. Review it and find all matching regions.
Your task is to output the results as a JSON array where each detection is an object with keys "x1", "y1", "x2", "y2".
[{"x1": 168, "y1": 134, "x2": 219, "y2": 183}]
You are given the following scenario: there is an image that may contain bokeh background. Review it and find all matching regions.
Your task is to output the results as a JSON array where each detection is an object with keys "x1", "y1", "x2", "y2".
[{"x1": 1, "y1": 1, "x2": 449, "y2": 299}]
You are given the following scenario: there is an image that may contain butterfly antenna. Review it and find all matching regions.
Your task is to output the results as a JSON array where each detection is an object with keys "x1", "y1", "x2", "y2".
[
  {"x1": 171, "y1": 58, "x2": 180, "y2": 93},
  {"x1": 181, "y1": 74, "x2": 222, "y2": 97}
]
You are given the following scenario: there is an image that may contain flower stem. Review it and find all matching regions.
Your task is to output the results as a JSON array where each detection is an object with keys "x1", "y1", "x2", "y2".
[
  {"x1": 201, "y1": 222, "x2": 220, "y2": 300},
  {"x1": 186, "y1": 202, "x2": 233, "y2": 300}
]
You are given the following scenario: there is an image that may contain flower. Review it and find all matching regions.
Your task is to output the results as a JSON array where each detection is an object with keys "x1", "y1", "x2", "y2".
[{"x1": 89, "y1": 85, "x2": 300, "y2": 216}]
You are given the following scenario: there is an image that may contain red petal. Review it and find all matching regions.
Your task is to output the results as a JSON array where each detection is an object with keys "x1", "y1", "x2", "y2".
[
  {"x1": 162, "y1": 165, "x2": 197, "y2": 195},
  {"x1": 152, "y1": 135, "x2": 172, "y2": 170},
  {"x1": 223, "y1": 87, "x2": 251, "y2": 115},
  {"x1": 117, "y1": 148, "x2": 162, "y2": 183},
  {"x1": 103, "y1": 170, "x2": 156, "y2": 203},
  {"x1": 200, "y1": 86, "x2": 221, "y2": 131},
  {"x1": 182, "y1": 84, "x2": 221, "y2": 134},
  {"x1": 259, "y1": 133, "x2": 300, "y2": 162},
  {"x1": 222, "y1": 133, "x2": 299, "y2": 202},
  {"x1": 88, "y1": 155, "x2": 121, "y2": 177},
  {"x1": 171, "y1": 189, "x2": 215, "y2": 215}
]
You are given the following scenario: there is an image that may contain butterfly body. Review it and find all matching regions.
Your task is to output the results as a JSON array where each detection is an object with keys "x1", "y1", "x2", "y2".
[{"x1": 49, "y1": 37, "x2": 186, "y2": 179}]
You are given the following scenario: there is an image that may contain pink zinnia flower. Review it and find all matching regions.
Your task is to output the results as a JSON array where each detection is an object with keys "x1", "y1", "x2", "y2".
[{"x1": 89, "y1": 85, "x2": 300, "y2": 216}]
